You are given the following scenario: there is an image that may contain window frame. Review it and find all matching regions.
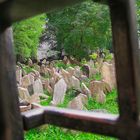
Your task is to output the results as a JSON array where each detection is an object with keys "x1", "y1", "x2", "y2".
[{"x1": 0, "y1": 0, "x2": 139, "y2": 140}]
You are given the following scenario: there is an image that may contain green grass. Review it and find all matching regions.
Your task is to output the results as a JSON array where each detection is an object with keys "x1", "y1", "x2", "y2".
[
  {"x1": 25, "y1": 89, "x2": 118, "y2": 140},
  {"x1": 86, "y1": 89, "x2": 118, "y2": 114},
  {"x1": 25, "y1": 125, "x2": 117, "y2": 140}
]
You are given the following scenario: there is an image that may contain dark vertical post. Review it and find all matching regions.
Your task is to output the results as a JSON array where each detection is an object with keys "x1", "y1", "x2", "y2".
[
  {"x1": 0, "y1": 27, "x2": 24, "y2": 140},
  {"x1": 109, "y1": 0, "x2": 140, "y2": 123}
]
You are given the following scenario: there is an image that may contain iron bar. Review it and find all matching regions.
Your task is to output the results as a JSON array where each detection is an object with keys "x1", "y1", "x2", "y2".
[{"x1": 0, "y1": 27, "x2": 24, "y2": 140}]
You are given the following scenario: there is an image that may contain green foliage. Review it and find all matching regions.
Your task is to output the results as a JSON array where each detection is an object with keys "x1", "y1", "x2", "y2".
[
  {"x1": 81, "y1": 58, "x2": 87, "y2": 65},
  {"x1": 13, "y1": 14, "x2": 46, "y2": 60},
  {"x1": 105, "y1": 53, "x2": 113, "y2": 61},
  {"x1": 41, "y1": 96, "x2": 52, "y2": 106},
  {"x1": 48, "y1": 0, "x2": 111, "y2": 60},
  {"x1": 89, "y1": 52, "x2": 98, "y2": 60}
]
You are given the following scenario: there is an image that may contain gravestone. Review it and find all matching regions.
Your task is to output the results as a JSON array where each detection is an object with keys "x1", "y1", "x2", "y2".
[
  {"x1": 68, "y1": 93, "x2": 87, "y2": 110},
  {"x1": 52, "y1": 79, "x2": 67, "y2": 105},
  {"x1": 21, "y1": 75, "x2": 31, "y2": 88},
  {"x1": 18, "y1": 87, "x2": 30, "y2": 101},
  {"x1": 33, "y1": 79, "x2": 44, "y2": 95},
  {"x1": 81, "y1": 83, "x2": 91, "y2": 97},
  {"x1": 16, "y1": 66, "x2": 22, "y2": 85},
  {"x1": 101, "y1": 62, "x2": 116, "y2": 89}
]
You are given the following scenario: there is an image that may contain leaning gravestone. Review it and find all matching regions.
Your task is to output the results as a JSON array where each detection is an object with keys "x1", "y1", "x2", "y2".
[
  {"x1": 18, "y1": 87, "x2": 30, "y2": 102},
  {"x1": 33, "y1": 79, "x2": 44, "y2": 95},
  {"x1": 16, "y1": 66, "x2": 22, "y2": 85},
  {"x1": 81, "y1": 83, "x2": 91, "y2": 97},
  {"x1": 101, "y1": 62, "x2": 116, "y2": 89},
  {"x1": 89, "y1": 80, "x2": 106, "y2": 103},
  {"x1": 68, "y1": 93, "x2": 87, "y2": 110},
  {"x1": 82, "y1": 64, "x2": 90, "y2": 78},
  {"x1": 89, "y1": 80, "x2": 103, "y2": 97},
  {"x1": 28, "y1": 73, "x2": 35, "y2": 84},
  {"x1": 52, "y1": 79, "x2": 67, "y2": 105},
  {"x1": 21, "y1": 75, "x2": 31, "y2": 88},
  {"x1": 73, "y1": 66, "x2": 82, "y2": 79},
  {"x1": 67, "y1": 67, "x2": 75, "y2": 76},
  {"x1": 96, "y1": 90, "x2": 106, "y2": 104}
]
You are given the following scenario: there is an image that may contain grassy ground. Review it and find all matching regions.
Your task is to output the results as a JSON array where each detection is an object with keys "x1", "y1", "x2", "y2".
[{"x1": 25, "y1": 89, "x2": 118, "y2": 140}]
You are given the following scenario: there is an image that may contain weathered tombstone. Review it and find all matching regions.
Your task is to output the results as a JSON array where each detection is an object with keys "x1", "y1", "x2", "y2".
[
  {"x1": 89, "y1": 68, "x2": 98, "y2": 78},
  {"x1": 81, "y1": 83, "x2": 91, "y2": 97},
  {"x1": 61, "y1": 69, "x2": 70, "y2": 78},
  {"x1": 96, "y1": 58, "x2": 103, "y2": 72},
  {"x1": 53, "y1": 72, "x2": 62, "y2": 83},
  {"x1": 101, "y1": 62, "x2": 116, "y2": 89},
  {"x1": 52, "y1": 79, "x2": 67, "y2": 105},
  {"x1": 18, "y1": 87, "x2": 30, "y2": 101},
  {"x1": 96, "y1": 90, "x2": 106, "y2": 104},
  {"x1": 42, "y1": 79, "x2": 53, "y2": 95},
  {"x1": 67, "y1": 67, "x2": 75, "y2": 76},
  {"x1": 29, "y1": 94, "x2": 40, "y2": 103},
  {"x1": 49, "y1": 67, "x2": 56, "y2": 77},
  {"x1": 16, "y1": 66, "x2": 22, "y2": 85},
  {"x1": 32, "y1": 69, "x2": 40, "y2": 80},
  {"x1": 40, "y1": 65, "x2": 46, "y2": 76},
  {"x1": 21, "y1": 75, "x2": 31, "y2": 88},
  {"x1": 42, "y1": 59, "x2": 47, "y2": 65},
  {"x1": 27, "y1": 84, "x2": 34, "y2": 95},
  {"x1": 74, "y1": 66, "x2": 82, "y2": 79},
  {"x1": 87, "y1": 59, "x2": 94, "y2": 68},
  {"x1": 68, "y1": 93, "x2": 87, "y2": 110},
  {"x1": 82, "y1": 64, "x2": 90, "y2": 77},
  {"x1": 28, "y1": 58, "x2": 33, "y2": 67},
  {"x1": 71, "y1": 76, "x2": 81, "y2": 91},
  {"x1": 102, "y1": 80, "x2": 112, "y2": 94},
  {"x1": 80, "y1": 75, "x2": 88, "y2": 82},
  {"x1": 33, "y1": 63, "x2": 40, "y2": 72},
  {"x1": 89, "y1": 80, "x2": 103, "y2": 97},
  {"x1": 33, "y1": 79, "x2": 44, "y2": 95},
  {"x1": 89, "y1": 80, "x2": 106, "y2": 103},
  {"x1": 28, "y1": 73, "x2": 35, "y2": 84},
  {"x1": 49, "y1": 77, "x2": 56, "y2": 89}
]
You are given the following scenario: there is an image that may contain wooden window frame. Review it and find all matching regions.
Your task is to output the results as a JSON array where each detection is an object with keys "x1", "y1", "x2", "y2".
[{"x1": 0, "y1": 0, "x2": 140, "y2": 140}]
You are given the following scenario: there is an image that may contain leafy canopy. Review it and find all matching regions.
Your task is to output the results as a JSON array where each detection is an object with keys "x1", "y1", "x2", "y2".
[
  {"x1": 48, "y1": 0, "x2": 111, "y2": 60},
  {"x1": 13, "y1": 14, "x2": 46, "y2": 61}
]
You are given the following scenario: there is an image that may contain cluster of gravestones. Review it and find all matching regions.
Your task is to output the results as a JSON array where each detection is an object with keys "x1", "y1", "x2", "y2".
[{"x1": 16, "y1": 57, "x2": 116, "y2": 112}]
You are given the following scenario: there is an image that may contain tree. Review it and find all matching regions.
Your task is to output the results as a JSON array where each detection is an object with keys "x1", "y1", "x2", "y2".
[
  {"x1": 13, "y1": 14, "x2": 46, "y2": 61},
  {"x1": 47, "y1": 0, "x2": 111, "y2": 60}
]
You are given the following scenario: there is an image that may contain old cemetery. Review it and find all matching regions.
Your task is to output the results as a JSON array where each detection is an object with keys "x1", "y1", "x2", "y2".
[
  {"x1": 12, "y1": 1, "x2": 126, "y2": 139},
  {"x1": 16, "y1": 55, "x2": 118, "y2": 140}
]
